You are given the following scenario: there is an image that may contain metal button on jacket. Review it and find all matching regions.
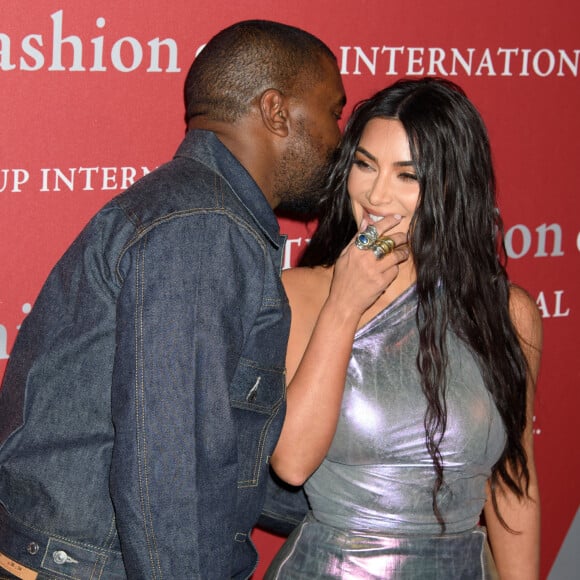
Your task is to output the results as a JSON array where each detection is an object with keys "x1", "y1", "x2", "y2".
[
  {"x1": 26, "y1": 542, "x2": 39, "y2": 555},
  {"x1": 53, "y1": 550, "x2": 69, "y2": 564}
]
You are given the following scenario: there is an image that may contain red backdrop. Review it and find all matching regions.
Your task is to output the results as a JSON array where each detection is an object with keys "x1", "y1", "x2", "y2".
[{"x1": 1, "y1": 2, "x2": 578, "y2": 578}]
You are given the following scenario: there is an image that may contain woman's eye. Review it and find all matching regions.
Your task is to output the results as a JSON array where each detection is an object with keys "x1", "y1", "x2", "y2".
[
  {"x1": 400, "y1": 172, "x2": 418, "y2": 181},
  {"x1": 353, "y1": 158, "x2": 373, "y2": 171}
]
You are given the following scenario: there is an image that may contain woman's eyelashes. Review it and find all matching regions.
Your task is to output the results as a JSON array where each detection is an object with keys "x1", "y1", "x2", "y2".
[
  {"x1": 352, "y1": 157, "x2": 374, "y2": 171},
  {"x1": 352, "y1": 157, "x2": 417, "y2": 183}
]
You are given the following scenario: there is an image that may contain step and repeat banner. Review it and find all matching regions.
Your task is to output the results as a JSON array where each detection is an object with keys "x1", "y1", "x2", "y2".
[{"x1": 1, "y1": 2, "x2": 578, "y2": 578}]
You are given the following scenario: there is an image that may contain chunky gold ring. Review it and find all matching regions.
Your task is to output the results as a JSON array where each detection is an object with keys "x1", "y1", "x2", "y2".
[{"x1": 371, "y1": 236, "x2": 396, "y2": 260}]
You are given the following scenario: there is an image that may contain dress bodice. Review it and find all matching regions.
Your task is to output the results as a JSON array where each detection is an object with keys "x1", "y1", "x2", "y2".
[{"x1": 304, "y1": 285, "x2": 506, "y2": 534}]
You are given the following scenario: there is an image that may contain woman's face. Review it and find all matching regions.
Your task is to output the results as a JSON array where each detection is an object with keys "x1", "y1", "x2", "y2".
[{"x1": 348, "y1": 117, "x2": 420, "y2": 237}]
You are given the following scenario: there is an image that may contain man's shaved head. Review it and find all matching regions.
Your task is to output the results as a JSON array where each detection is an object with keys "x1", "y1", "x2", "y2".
[{"x1": 184, "y1": 20, "x2": 336, "y2": 124}]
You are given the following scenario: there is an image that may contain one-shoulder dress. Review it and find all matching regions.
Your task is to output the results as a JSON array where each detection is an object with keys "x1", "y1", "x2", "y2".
[{"x1": 265, "y1": 285, "x2": 504, "y2": 579}]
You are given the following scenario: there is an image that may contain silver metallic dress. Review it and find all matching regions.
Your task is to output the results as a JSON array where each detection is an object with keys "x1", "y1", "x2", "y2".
[{"x1": 265, "y1": 285, "x2": 505, "y2": 579}]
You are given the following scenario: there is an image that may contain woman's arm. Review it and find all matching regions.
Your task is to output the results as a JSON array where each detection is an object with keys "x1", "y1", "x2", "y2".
[
  {"x1": 270, "y1": 224, "x2": 409, "y2": 486},
  {"x1": 484, "y1": 285, "x2": 543, "y2": 580}
]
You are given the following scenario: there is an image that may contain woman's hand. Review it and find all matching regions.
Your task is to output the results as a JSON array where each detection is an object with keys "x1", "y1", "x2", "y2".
[{"x1": 328, "y1": 215, "x2": 410, "y2": 320}]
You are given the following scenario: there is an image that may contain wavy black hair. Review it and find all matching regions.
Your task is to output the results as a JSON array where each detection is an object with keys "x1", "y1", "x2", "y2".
[{"x1": 301, "y1": 77, "x2": 530, "y2": 531}]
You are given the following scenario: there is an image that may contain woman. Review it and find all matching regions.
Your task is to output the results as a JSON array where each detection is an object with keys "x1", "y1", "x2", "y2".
[{"x1": 266, "y1": 78, "x2": 541, "y2": 579}]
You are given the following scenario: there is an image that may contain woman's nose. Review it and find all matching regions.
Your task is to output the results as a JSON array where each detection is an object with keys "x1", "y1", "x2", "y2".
[{"x1": 367, "y1": 175, "x2": 392, "y2": 206}]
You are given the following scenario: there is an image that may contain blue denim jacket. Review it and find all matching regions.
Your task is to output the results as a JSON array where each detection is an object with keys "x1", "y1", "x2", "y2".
[{"x1": 0, "y1": 130, "x2": 293, "y2": 579}]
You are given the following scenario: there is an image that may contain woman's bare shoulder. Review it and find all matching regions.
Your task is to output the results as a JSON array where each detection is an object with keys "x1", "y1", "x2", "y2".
[
  {"x1": 283, "y1": 266, "x2": 333, "y2": 319},
  {"x1": 283, "y1": 266, "x2": 332, "y2": 296},
  {"x1": 509, "y1": 284, "x2": 543, "y2": 352}
]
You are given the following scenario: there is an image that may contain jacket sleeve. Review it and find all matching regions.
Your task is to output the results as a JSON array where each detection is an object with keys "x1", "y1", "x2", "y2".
[
  {"x1": 257, "y1": 467, "x2": 309, "y2": 537},
  {"x1": 109, "y1": 212, "x2": 263, "y2": 579}
]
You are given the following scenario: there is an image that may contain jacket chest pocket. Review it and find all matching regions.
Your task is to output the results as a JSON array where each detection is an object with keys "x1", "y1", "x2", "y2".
[{"x1": 230, "y1": 357, "x2": 285, "y2": 487}]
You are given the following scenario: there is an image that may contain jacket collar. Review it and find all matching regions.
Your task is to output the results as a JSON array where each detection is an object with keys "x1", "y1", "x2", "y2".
[{"x1": 175, "y1": 129, "x2": 283, "y2": 248}]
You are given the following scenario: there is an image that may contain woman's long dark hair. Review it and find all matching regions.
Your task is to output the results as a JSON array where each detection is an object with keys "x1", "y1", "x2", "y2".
[{"x1": 301, "y1": 77, "x2": 530, "y2": 531}]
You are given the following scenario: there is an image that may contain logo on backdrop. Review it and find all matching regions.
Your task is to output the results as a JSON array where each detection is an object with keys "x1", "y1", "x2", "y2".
[
  {"x1": 0, "y1": 10, "x2": 578, "y2": 78},
  {"x1": 0, "y1": 166, "x2": 154, "y2": 193},
  {"x1": 339, "y1": 46, "x2": 580, "y2": 78},
  {"x1": 503, "y1": 221, "x2": 572, "y2": 319},
  {"x1": 0, "y1": 10, "x2": 180, "y2": 73}
]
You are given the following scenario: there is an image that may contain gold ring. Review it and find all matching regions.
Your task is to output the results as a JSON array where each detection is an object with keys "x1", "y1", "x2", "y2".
[
  {"x1": 377, "y1": 236, "x2": 396, "y2": 252},
  {"x1": 371, "y1": 236, "x2": 396, "y2": 259}
]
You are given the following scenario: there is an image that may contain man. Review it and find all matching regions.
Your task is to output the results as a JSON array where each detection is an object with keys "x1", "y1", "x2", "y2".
[{"x1": 0, "y1": 20, "x2": 345, "y2": 579}]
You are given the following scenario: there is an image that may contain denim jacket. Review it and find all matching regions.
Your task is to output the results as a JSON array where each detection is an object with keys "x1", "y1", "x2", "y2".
[{"x1": 0, "y1": 130, "x2": 293, "y2": 579}]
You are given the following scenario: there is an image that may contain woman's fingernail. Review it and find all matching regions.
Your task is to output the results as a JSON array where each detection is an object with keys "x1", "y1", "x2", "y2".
[{"x1": 394, "y1": 214, "x2": 402, "y2": 220}]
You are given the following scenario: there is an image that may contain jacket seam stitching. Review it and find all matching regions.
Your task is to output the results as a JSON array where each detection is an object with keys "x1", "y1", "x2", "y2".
[{"x1": 134, "y1": 235, "x2": 163, "y2": 579}]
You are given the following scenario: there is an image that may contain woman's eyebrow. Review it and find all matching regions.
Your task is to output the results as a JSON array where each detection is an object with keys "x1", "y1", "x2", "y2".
[
  {"x1": 355, "y1": 146, "x2": 377, "y2": 162},
  {"x1": 355, "y1": 147, "x2": 414, "y2": 167}
]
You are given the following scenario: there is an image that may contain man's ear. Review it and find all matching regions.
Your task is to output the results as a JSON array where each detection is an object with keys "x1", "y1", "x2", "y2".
[{"x1": 258, "y1": 89, "x2": 290, "y2": 137}]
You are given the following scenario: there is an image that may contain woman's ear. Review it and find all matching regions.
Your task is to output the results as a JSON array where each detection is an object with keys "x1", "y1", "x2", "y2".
[{"x1": 259, "y1": 89, "x2": 290, "y2": 137}]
